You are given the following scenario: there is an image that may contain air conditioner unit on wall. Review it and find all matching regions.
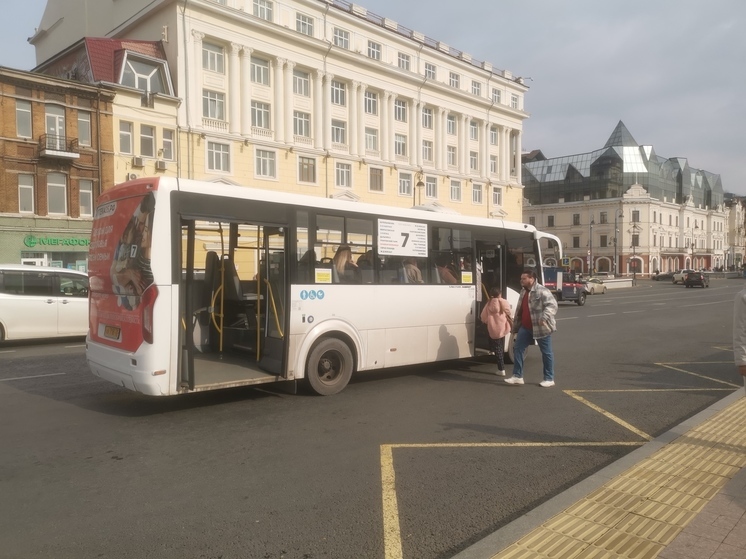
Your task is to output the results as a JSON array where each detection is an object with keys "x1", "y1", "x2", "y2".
[
  {"x1": 132, "y1": 156, "x2": 144, "y2": 167},
  {"x1": 127, "y1": 173, "x2": 138, "y2": 181},
  {"x1": 155, "y1": 160, "x2": 167, "y2": 171}
]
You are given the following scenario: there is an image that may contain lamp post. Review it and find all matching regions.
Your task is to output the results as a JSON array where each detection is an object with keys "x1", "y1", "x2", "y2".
[
  {"x1": 630, "y1": 223, "x2": 641, "y2": 285},
  {"x1": 589, "y1": 215, "x2": 595, "y2": 275},
  {"x1": 614, "y1": 209, "x2": 623, "y2": 276},
  {"x1": 414, "y1": 171, "x2": 425, "y2": 206}
]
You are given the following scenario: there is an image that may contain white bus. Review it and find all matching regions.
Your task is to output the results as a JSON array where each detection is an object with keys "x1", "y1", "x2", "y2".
[{"x1": 86, "y1": 177, "x2": 561, "y2": 396}]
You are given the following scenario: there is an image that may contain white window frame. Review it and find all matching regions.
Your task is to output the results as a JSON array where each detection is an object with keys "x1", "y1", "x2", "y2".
[
  {"x1": 471, "y1": 81, "x2": 481, "y2": 96},
  {"x1": 253, "y1": 0, "x2": 273, "y2": 21},
  {"x1": 77, "y1": 111, "x2": 91, "y2": 147},
  {"x1": 368, "y1": 41, "x2": 382, "y2": 60},
  {"x1": 421, "y1": 107, "x2": 433, "y2": 129},
  {"x1": 450, "y1": 179, "x2": 462, "y2": 202},
  {"x1": 398, "y1": 172, "x2": 412, "y2": 196},
  {"x1": 447, "y1": 114, "x2": 456, "y2": 135},
  {"x1": 472, "y1": 182, "x2": 483, "y2": 204},
  {"x1": 331, "y1": 80, "x2": 346, "y2": 106},
  {"x1": 369, "y1": 167, "x2": 383, "y2": 192},
  {"x1": 298, "y1": 156, "x2": 316, "y2": 183},
  {"x1": 425, "y1": 176, "x2": 437, "y2": 199},
  {"x1": 331, "y1": 119, "x2": 347, "y2": 145},
  {"x1": 251, "y1": 101, "x2": 271, "y2": 129},
  {"x1": 364, "y1": 91, "x2": 378, "y2": 115},
  {"x1": 296, "y1": 13, "x2": 314, "y2": 36},
  {"x1": 162, "y1": 129, "x2": 175, "y2": 160},
  {"x1": 394, "y1": 99, "x2": 407, "y2": 122},
  {"x1": 293, "y1": 111, "x2": 311, "y2": 138},
  {"x1": 202, "y1": 42, "x2": 225, "y2": 73},
  {"x1": 140, "y1": 124, "x2": 155, "y2": 157},
  {"x1": 469, "y1": 151, "x2": 478, "y2": 171},
  {"x1": 18, "y1": 174, "x2": 34, "y2": 213},
  {"x1": 207, "y1": 141, "x2": 230, "y2": 172},
  {"x1": 251, "y1": 57, "x2": 270, "y2": 85},
  {"x1": 394, "y1": 133, "x2": 407, "y2": 157},
  {"x1": 47, "y1": 172, "x2": 67, "y2": 215},
  {"x1": 16, "y1": 100, "x2": 32, "y2": 138},
  {"x1": 293, "y1": 69, "x2": 310, "y2": 96},
  {"x1": 79, "y1": 179, "x2": 93, "y2": 217},
  {"x1": 398, "y1": 53, "x2": 411, "y2": 71},
  {"x1": 365, "y1": 127, "x2": 378, "y2": 152},
  {"x1": 333, "y1": 28, "x2": 350, "y2": 49},
  {"x1": 422, "y1": 140, "x2": 433, "y2": 163},
  {"x1": 492, "y1": 88, "x2": 501, "y2": 104},
  {"x1": 490, "y1": 155, "x2": 497, "y2": 175},
  {"x1": 511, "y1": 94, "x2": 519, "y2": 109},
  {"x1": 255, "y1": 148, "x2": 276, "y2": 178},
  {"x1": 119, "y1": 121, "x2": 133, "y2": 154},
  {"x1": 449, "y1": 72, "x2": 460, "y2": 88},
  {"x1": 424, "y1": 62, "x2": 436, "y2": 80},
  {"x1": 447, "y1": 146, "x2": 457, "y2": 167},
  {"x1": 470, "y1": 121, "x2": 478, "y2": 141},
  {"x1": 203, "y1": 90, "x2": 225, "y2": 120},
  {"x1": 490, "y1": 126, "x2": 498, "y2": 145},
  {"x1": 335, "y1": 162, "x2": 352, "y2": 188}
]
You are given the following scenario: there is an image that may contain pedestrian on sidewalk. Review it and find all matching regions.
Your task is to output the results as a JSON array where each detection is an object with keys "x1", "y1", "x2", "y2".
[
  {"x1": 480, "y1": 286, "x2": 512, "y2": 376},
  {"x1": 505, "y1": 268, "x2": 558, "y2": 387},
  {"x1": 733, "y1": 284, "x2": 746, "y2": 382}
]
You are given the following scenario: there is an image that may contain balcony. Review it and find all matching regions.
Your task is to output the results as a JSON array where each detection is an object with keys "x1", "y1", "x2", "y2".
[
  {"x1": 202, "y1": 118, "x2": 228, "y2": 132},
  {"x1": 39, "y1": 135, "x2": 80, "y2": 160}
]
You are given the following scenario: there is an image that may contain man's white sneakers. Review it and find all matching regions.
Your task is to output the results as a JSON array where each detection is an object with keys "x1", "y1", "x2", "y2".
[
  {"x1": 504, "y1": 376, "x2": 524, "y2": 385},
  {"x1": 540, "y1": 380, "x2": 555, "y2": 388}
]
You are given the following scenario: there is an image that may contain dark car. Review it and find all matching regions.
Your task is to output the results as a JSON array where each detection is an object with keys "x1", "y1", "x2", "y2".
[
  {"x1": 653, "y1": 271, "x2": 674, "y2": 281},
  {"x1": 684, "y1": 271, "x2": 709, "y2": 288}
]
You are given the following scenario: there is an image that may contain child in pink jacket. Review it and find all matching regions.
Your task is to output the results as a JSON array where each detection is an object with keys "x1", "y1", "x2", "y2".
[{"x1": 480, "y1": 286, "x2": 513, "y2": 376}]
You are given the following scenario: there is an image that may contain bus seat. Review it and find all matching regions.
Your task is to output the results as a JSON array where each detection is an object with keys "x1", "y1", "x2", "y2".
[
  {"x1": 360, "y1": 269, "x2": 374, "y2": 284},
  {"x1": 221, "y1": 256, "x2": 243, "y2": 302},
  {"x1": 400, "y1": 267, "x2": 409, "y2": 283},
  {"x1": 432, "y1": 268, "x2": 442, "y2": 284}
]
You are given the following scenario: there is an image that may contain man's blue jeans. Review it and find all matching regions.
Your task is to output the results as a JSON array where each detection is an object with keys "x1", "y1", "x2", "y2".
[{"x1": 512, "y1": 326, "x2": 554, "y2": 381}]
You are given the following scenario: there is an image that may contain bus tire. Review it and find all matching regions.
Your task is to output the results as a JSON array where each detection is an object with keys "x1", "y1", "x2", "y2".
[
  {"x1": 306, "y1": 338, "x2": 354, "y2": 396},
  {"x1": 576, "y1": 292, "x2": 586, "y2": 306}
]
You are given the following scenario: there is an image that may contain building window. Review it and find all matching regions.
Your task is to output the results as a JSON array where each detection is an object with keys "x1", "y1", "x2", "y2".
[
  {"x1": 394, "y1": 99, "x2": 407, "y2": 122},
  {"x1": 207, "y1": 142, "x2": 230, "y2": 171},
  {"x1": 203, "y1": 90, "x2": 225, "y2": 120},
  {"x1": 469, "y1": 120, "x2": 478, "y2": 140},
  {"x1": 16, "y1": 100, "x2": 32, "y2": 138},
  {"x1": 632, "y1": 210, "x2": 640, "y2": 222},
  {"x1": 333, "y1": 28, "x2": 349, "y2": 49},
  {"x1": 398, "y1": 53, "x2": 410, "y2": 71},
  {"x1": 335, "y1": 162, "x2": 351, "y2": 187},
  {"x1": 369, "y1": 167, "x2": 383, "y2": 192},
  {"x1": 365, "y1": 127, "x2": 378, "y2": 151},
  {"x1": 421, "y1": 107, "x2": 433, "y2": 129},
  {"x1": 449, "y1": 72, "x2": 460, "y2": 88},
  {"x1": 331, "y1": 120, "x2": 346, "y2": 144},
  {"x1": 293, "y1": 111, "x2": 311, "y2": 137},
  {"x1": 398, "y1": 172, "x2": 412, "y2": 196},
  {"x1": 490, "y1": 155, "x2": 497, "y2": 174},
  {"x1": 573, "y1": 214, "x2": 580, "y2": 226},
  {"x1": 510, "y1": 94, "x2": 519, "y2": 109},
  {"x1": 202, "y1": 42, "x2": 225, "y2": 73},
  {"x1": 255, "y1": 149, "x2": 276, "y2": 178},
  {"x1": 251, "y1": 101, "x2": 271, "y2": 128},
  {"x1": 447, "y1": 146, "x2": 457, "y2": 166},
  {"x1": 599, "y1": 212, "x2": 608, "y2": 224},
  {"x1": 293, "y1": 69, "x2": 310, "y2": 96},
  {"x1": 469, "y1": 151, "x2": 478, "y2": 171},
  {"x1": 140, "y1": 124, "x2": 155, "y2": 157},
  {"x1": 368, "y1": 41, "x2": 381, "y2": 60},
  {"x1": 492, "y1": 88, "x2": 501, "y2": 104},
  {"x1": 331, "y1": 80, "x2": 346, "y2": 105},
  {"x1": 18, "y1": 174, "x2": 34, "y2": 213},
  {"x1": 492, "y1": 186, "x2": 502, "y2": 207},
  {"x1": 426, "y1": 176, "x2": 437, "y2": 199},
  {"x1": 394, "y1": 133, "x2": 407, "y2": 156},
  {"x1": 600, "y1": 235, "x2": 608, "y2": 248},
  {"x1": 471, "y1": 81, "x2": 481, "y2": 96},
  {"x1": 47, "y1": 173, "x2": 67, "y2": 215},
  {"x1": 77, "y1": 111, "x2": 91, "y2": 147},
  {"x1": 547, "y1": 215, "x2": 555, "y2": 227},
  {"x1": 490, "y1": 126, "x2": 497, "y2": 145},
  {"x1": 251, "y1": 57, "x2": 270, "y2": 85},
  {"x1": 529, "y1": 217, "x2": 536, "y2": 226},
  {"x1": 422, "y1": 140, "x2": 433, "y2": 162},
  {"x1": 572, "y1": 236, "x2": 580, "y2": 248},
  {"x1": 424, "y1": 62, "x2": 436, "y2": 79},
  {"x1": 450, "y1": 179, "x2": 461, "y2": 202},
  {"x1": 364, "y1": 91, "x2": 378, "y2": 115},
  {"x1": 79, "y1": 179, "x2": 93, "y2": 217},
  {"x1": 632, "y1": 234, "x2": 640, "y2": 247},
  {"x1": 253, "y1": 0, "x2": 273, "y2": 21},
  {"x1": 296, "y1": 13, "x2": 314, "y2": 36},
  {"x1": 119, "y1": 121, "x2": 133, "y2": 154},
  {"x1": 121, "y1": 55, "x2": 169, "y2": 95},
  {"x1": 472, "y1": 182, "x2": 483, "y2": 204},
  {"x1": 447, "y1": 114, "x2": 456, "y2": 135},
  {"x1": 162, "y1": 129, "x2": 174, "y2": 160},
  {"x1": 299, "y1": 156, "x2": 316, "y2": 183}
]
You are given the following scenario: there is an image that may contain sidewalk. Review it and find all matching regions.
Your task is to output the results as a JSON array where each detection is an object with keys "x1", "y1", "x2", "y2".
[{"x1": 455, "y1": 388, "x2": 746, "y2": 559}]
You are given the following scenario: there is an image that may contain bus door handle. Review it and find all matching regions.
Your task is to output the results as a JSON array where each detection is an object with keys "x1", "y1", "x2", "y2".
[
  {"x1": 60, "y1": 300, "x2": 70, "y2": 304},
  {"x1": 46, "y1": 299, "x2": 55, "y2": 304}
]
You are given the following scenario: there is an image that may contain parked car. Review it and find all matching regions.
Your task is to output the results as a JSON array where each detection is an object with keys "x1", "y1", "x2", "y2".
[
  {"x1": 672, "y1": 269, "x2": 695, "y2": 284},
  {"x1": 0, "y1": 264, "x2": 89, "y2": 342},
  {"x1": 584, "y1": 277, "x2": 607, "y2": 294},
  {"x1": 684, "y1": 271, "x2": 709, "y2": 288},
  {"x1": 592, "y1": 272, "x2": 614, "y2": 279},
  {"x1": 653, "y1": 271, "x2": 675, "y2": 281}
]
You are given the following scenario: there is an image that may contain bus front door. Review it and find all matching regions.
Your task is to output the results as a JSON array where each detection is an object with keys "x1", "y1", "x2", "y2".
[
  {"x1": 257, "y1": 227, "x2": 286, "y2": 375},
  {"x1": 475, "y1": 242, "x2": 505, "y2": 354}
]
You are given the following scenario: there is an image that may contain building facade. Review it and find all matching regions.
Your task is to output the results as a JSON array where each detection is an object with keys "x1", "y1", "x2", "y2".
[
  {"x1": 0, "y1": 66, "x2": 114, "y2": 268},
  {"x1": 725, "y1": 195, "x2": 746, "y2": 270},
  {"x1": 523, "y1": 122, "x2": 727, "y2": 275},
  {"x1": 30, "y1": 0, "x2": 530, "y2": 220}
]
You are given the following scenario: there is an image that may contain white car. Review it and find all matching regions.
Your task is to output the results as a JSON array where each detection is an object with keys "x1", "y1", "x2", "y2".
[
  {"x1": 0, "y1": 265, "x2": 89, "y2": 342},
  {"x1": 672, "y1": 269, "x2": 695, "y2": 284},
  {"x1": 584, "y1": 277, "x2": 607, "y2": 294}
]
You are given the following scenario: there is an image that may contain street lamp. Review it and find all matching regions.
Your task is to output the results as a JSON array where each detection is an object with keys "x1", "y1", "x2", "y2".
[
  {"x1": 614, "y1": 209, "x2": 623, "y2": 276},
  {"x1": 630, "y1": 223, "x2": 641, "y2": 285},
  {"x1": 589, "y1": 215, "x2": 595, "y2": 275},
  {"x1": 414, "y1": 171, "x2": 425, "y2": 206}
]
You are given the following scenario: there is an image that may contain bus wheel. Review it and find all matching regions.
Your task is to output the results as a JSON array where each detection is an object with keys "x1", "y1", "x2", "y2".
[
  {"x1": 576, "y1": 292, "x2": 586, "y2": 306},
  {"x1": 306, "y1": 338, "x2": 354, "y2": 396}
]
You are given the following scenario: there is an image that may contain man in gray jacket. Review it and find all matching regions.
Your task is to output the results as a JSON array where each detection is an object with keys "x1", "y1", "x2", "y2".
[{"x1": 505, "y1": 268, "x2": 558, "y2": 387}]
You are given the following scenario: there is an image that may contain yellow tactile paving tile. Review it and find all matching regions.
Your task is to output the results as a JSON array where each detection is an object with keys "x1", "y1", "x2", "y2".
[{"x1": 489, "y1": 396, "x2": 746, "y2": 559}]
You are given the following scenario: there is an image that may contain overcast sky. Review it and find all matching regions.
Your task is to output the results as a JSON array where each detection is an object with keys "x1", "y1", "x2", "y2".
[{"x1": 2, "y1": 0, "x2": 744, "y2": 195}]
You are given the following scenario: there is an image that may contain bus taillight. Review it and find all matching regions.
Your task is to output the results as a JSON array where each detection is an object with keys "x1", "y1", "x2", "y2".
[{"x1": 141, "y1": 285, "x2": 158, "y2": 344}]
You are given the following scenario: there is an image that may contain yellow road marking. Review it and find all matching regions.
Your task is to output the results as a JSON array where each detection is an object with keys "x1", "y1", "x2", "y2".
[
  {"x1": 573, "y1": 388, "x2": 733, "y2": 393},
  {"x1": 564, "y1": 390, "x2": 653, "y2": 441}
]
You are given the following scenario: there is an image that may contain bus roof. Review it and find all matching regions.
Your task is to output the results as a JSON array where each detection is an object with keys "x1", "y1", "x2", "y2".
[{"x1": 106, "y1": 177, "x2": 540, "y2": 235}]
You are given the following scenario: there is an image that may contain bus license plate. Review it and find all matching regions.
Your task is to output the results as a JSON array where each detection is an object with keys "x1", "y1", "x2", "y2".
[{"x1": 104, "y1": 325, "x2": 121, "y2": 340}]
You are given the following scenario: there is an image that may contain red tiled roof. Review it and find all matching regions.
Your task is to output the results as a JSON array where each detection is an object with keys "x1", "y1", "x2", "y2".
[{"x1": 84, "y1": 38, "x2": 166, "y2": 83}]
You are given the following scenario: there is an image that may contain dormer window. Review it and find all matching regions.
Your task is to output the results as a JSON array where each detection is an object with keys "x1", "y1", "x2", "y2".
[{"x1": 120, "y1": 53, "x2": 172, "y2": 96}]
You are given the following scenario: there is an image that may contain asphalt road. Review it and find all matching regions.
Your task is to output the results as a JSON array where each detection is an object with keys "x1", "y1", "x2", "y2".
[{"x1": 0, "y1": 279, "x2": 742, "y2": 559}]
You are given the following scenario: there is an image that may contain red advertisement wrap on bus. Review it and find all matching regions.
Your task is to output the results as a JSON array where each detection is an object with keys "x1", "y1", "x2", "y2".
[{"x1": 88, "y1": 183, "x2": 158, "y2": 352}]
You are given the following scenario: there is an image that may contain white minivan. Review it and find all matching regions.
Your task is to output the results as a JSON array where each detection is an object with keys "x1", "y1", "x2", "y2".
[{"x1": 0, "y1": 264, "x2": 89, "y2": 342}]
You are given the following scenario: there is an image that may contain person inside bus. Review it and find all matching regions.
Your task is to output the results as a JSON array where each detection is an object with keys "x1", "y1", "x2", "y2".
[
  {"x1": 403, "y1": 257, "x2": 424, "y2": 284},
  {"x1": 333, "y1": 245, "x2": 360, "y2": 283},
  {"x1": 436, "y1": 255, "x2": 458, "y2": 284},
  {"x1": 480, "y1": 286, "x2": 512, "y2": 376},
  {"x1": 357, "y1": 249, "x2": 379, "y2": 270}
]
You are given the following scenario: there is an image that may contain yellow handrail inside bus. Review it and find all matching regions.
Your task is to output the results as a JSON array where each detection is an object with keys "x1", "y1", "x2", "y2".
[{"x1": 262, "y1": 278, "x2": 284, "y2": 338}]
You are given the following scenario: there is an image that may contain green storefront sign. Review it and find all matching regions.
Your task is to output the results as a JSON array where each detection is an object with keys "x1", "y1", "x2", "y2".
[{"x1": 24, "y1": 234, "x2": 90, "y2": 248}]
